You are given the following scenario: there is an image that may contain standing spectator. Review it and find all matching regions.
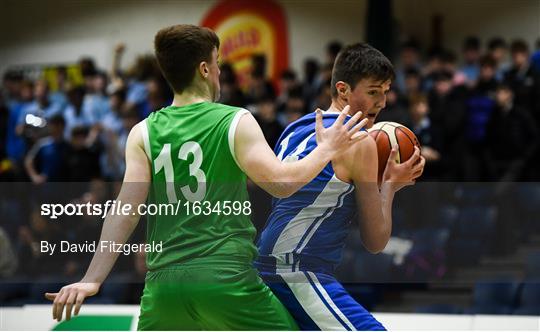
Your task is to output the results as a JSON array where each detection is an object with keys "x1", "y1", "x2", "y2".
[
  {"x1": 395, "y1": 40, "x2": 423, "y2": 93},
  {"x1": 276, "y1": 69, "x2": 299, "y2": 112},
  {"x1": 325, "y1": 40, "x2": 343, "y2": 67},
  {"x1": 63, "y1": 86, "x2": 92, "y2": 139},
  {"x1": 218, "y1": 62, "x2": 247, "y2": 107},
  {"x1": 504, "y1": 39, "x2": 540, "y2": 124},
  {"x1": 6, "y1": 79, "x2": 32, "y2": 167},
  {"x1": 82, "y1": 71, "x2": 110, "y2": 124},
  {"x1": 246, "y1": 54, "x2": 275, "y2": 104},
  {"x1": 253, "y1": 94, "x2": 284, "y2": 149},
  {"x1": 487, "y1": 37, "x2": 509, "y2": 81},
  {"x1": 17, "y1": 80, "x2": 63, "y2": 143},
  {"x1": 459, "y1": 36, "x2": 482, "y2": 87},
  {"x1": 484, "y1": 84, "x2": 538, "y2": 181},
  {"x1": 66, "y1": 126, "x2": 101, "y2": 182},
  {"x1": 302, "y1": 58, "x2": 320, "y2": 109},
  {"x1": 428, "y1": 71, "x2": 467, "y2": 180},
  {"x1": 475, "y1": 55, "x2": 499, "y2": 97},
  {"x1": 24, "y1": 115, "x2": 69, "y2": 184},
  {"x1": 49, "y1": 65, "x2": 69, "y2": 111}
]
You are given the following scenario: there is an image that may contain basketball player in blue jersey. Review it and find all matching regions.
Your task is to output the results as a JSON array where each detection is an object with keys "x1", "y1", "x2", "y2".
[{"x1": 255, "y1": 43, "x2": 426, "y2": 330}]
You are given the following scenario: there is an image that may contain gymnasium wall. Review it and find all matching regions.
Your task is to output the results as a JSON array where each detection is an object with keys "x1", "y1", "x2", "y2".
[{"x1": 0, "y1": 0, "x2": 538, "y2": 78}]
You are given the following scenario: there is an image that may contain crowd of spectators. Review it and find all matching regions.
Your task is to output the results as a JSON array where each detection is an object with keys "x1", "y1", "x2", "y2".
[{"x1": 1, "y1": 36, "x2": 540, "y2": 305}]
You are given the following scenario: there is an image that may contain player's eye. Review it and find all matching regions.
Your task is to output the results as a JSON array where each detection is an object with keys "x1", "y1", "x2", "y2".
[{"x1": 368, "y1": 90, "x2": 378, "y2": 96}]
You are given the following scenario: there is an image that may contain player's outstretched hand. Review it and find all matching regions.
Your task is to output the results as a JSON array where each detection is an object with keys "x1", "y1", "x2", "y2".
[
  {"x1": 382, "y1": 146, "x2": 425, "y2": 192},
  {"x1": 45, "y1": 282, "x2": 100, "y2": 322},
  {"x1": 315, "y1": 105, "x2": 369, "y2": 158}
]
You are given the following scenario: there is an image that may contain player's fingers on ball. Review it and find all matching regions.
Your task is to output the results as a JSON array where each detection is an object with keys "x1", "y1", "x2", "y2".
[
  {"x1": 65, "y1": 291, "x2": 77, "y2": 321},
  {"x1": 45, "y1": 292, "x2": 57, "y2": 301},
  {"x1": 55, "y1": 290, "x2": 68, "y2": 321},
  {"x1": 351, "y1": 131, "x2": 368, "y2": 141},
  {"x1": 388, "y1": 145, "x2": 399, "y2": 162},
  {"x1": 74, "y1": 293, "x2": 85, "y2": 316}
]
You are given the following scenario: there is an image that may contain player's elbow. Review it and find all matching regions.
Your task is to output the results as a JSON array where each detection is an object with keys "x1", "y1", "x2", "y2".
[{"x1": 360, "y1": 229, "x2": 391, "y2": 254}]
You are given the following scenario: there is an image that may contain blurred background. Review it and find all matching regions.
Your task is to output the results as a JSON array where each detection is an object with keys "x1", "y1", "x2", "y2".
[{"x1": 1, "y1": 0, "x2": 540, "y2": 321}]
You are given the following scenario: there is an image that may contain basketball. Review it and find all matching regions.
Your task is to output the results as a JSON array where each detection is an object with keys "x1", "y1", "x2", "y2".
[{"x1": 368, "y1": 121, "x2": 421, "y2": 183}]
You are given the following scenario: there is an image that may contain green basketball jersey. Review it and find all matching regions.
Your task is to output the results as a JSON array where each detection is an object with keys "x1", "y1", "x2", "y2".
[{"x1": 141, "y1": 102, "x2": 257, "y2": 270}]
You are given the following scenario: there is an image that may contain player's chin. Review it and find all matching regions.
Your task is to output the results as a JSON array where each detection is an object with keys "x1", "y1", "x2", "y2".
[{"x1": 366, "y1": 115, "x2": 378, "y2": 128}]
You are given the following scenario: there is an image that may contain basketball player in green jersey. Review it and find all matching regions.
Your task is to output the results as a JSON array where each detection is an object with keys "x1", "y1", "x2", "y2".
[{"x1": 45, "y1": 25, "x2": 368, "y2": 329}]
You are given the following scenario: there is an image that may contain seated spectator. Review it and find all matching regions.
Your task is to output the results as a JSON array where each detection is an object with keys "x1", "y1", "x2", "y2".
[
  {"x1": 276, "y1": 69, "x2": 299, "y2": 112},
  {"x1": 394, "y1": 40, "x2": 423, "y2": 93},
  {"x1": 246, "y1": 54, "x2": 275, "y2": 104},
  {"x1": 302, "y1": 58, "x2": 320, "y2": 107},
  {"x1": 485, "y1": 84, "x2": 539, "y2": 181},
  {"x1": 279, "y1": 85, "x2": 306, "y2": 126},
  {"x1": 24, "y1": 115, "x2": 69, "y2": 184}
]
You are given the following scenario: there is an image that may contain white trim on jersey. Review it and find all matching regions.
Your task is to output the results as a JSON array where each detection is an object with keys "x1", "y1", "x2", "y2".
[
  {"x1": 279, "y1": 271, "x2": 355, "y2": 330},
  {"x1": 270, "y1": 174, "x2": 352, "y2": 258},
  {"x1": 228, "y1": 109, "x2": 250, "y2": 171},
  {"x1": 140, "y1": 119, "x2": 151, "y2": 161}
]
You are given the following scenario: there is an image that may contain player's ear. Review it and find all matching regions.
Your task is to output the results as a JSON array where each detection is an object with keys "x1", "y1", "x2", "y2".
[
  {"x1": 336, "y1": 81, "x2": 350, "y2": 99},
  {"x1": 199, "y1": 62, "x2": 209, "y2": 78}
]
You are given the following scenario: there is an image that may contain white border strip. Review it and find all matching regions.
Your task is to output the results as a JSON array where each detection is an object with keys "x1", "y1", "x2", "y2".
[
  {"x1": 140, "y1": 119, "x2": 152, "y2": 161},
  {"x1": 228, "y1": 108, "x2": 249, "y2": 171}
]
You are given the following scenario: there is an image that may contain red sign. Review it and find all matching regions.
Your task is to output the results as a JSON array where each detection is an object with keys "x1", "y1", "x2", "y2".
[{"x1": 201, "y1": 0, "x2": 289, "y2": 89}]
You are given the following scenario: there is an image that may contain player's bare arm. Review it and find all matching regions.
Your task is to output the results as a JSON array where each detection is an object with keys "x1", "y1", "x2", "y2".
[
  {"x1": 346, "y1": 138, "x2": 425, "y2": 253},
  {"x1": 45, "y1": 122, "x2": 151, "y2": 322},
  {"x1": 235, "y1": 105, "x2": 368, "y2": 198}
]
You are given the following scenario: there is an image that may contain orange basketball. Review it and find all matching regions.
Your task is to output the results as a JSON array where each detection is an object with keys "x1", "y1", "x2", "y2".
[{"x1": 368, "y1": 121, "x2": 421, "y2": 183}]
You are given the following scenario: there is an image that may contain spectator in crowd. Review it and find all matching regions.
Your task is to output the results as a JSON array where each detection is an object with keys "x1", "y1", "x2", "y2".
[
  {"x1": 428, "y1": 70, "x2": 466, "y2": 180},
  {"x1": 376, "y1": 88, "x2": 411, "y2": 126},
  {"x1": 395, "y1": 40, "x2": 423, "y2": 93},
  {"x1": 246, "y1": 54, "x2": 275, "y2": 103},
  {"x1": 218, "y1": 62, "x2": 247, "y2": 107},
  {"x1": 409, "y1": 94, "x2": 441, "y2": 179},
  {"x1": 459, "y1": 36, "x2": 482, "y2": 86},
  {"x1": 146, "y1": 74, "x2": 173, "y2": 112},
  {"x1": 325, "y1": 40, "x2": 343, "y2": 66},
  {"x1": 280, "y1": 84, "x2": 306, "y2": 126},
  {"x1": 24, "y1": 115, "x2": 69, "y2": 184},
  {"x1": 313, "y1": 78, "x2": 332, "y2": 111},
  {"x1": 302, "y1": 58, "x2": 320, "y2": 109},
  {"x1": 475, "y1": 55, "x2": 499, "y2": 97},
  {"x1": 531, "y1": 38, "x2": 540, "y2": 74},
  {"x1": 63, "y1": 86, "x2": 92, "y2": 139},
  {"x1": 49, "y1": 65, "x2": 69, "y2": 111},
  {"x1": 17, "y1": 80, "x2": 63, "y2": 144},
  {"x1": 82, "y1": 71, "x2": 110, "y2": 124},
  {"x1": 5, "y1": 77, "x2": 32, "y2": 169},
  {"x1": 66, "y1": 126, "x2": 101, "y2": 182},
  {"x1": 0, "y1": 97, "x2": 7, "y2": 161},
  {"x1": 441, "y1": 50, "x2": 467, "y2": 87},
  {"x1": 253, "y1": 93, "x2": 284, "y2": 149},
  {"x1": 484, "y1": 84, "x2": 539, "y2": 182},
  {"x1": 504, "y1": 39, "x2": 540, "y2": 123},
  {"x1": 487, "y1": 37, "x2": 509, "y2": 81},
  {"x1": 276, "y1": 69, "x2": 299, "y2": 112}
]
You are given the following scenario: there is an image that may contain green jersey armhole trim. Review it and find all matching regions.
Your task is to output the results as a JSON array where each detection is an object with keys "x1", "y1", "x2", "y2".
[
  {"x1": 228, "y1": 108, "x2": 249, "y2": 172},
  {"x1": 140, "y1": 119, "x2": 152, "y2": 161}
]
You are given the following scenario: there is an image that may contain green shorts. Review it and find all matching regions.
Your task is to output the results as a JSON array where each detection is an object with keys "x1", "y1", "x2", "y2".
[{"x1": 137, "y1": 263, "x2": 298, "y2": 330}]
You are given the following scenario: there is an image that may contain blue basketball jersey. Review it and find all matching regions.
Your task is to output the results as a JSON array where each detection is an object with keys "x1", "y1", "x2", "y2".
[{"x1": 256, "y1": 112, "x2": 358, "y2": 275}]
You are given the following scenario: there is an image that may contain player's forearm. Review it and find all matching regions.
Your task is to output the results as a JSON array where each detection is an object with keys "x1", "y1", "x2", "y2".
[
  {"x1": 273, "y1": 145, "x2": 333, "y2": 197},
  {"x1": 80, "y1": 213, "x2": 139, "y2": 284}
]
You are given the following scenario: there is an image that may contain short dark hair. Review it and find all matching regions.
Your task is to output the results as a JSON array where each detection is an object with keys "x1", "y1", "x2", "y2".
[
  {"x1": 330, "y1": 43, "x2": 395, "y2": 98},
  {"x1": 154, "y1": 24, "x2": 220, "y2": 94},
  {"x1": 479, "y1": 55, "x2": 497, "y2": 68},
  {"x1": 488, "y1": 37, "x2": 507, "y2": 51},
  {"x1": 510, "y1": 39, "x2": 529, "y2": 54},
  {"x1": 463, "y1": 36, "x2": 481, "y2": 51}
]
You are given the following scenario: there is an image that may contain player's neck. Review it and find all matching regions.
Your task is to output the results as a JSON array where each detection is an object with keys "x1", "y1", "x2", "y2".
[
  {"x1": 171, "y1": 85, "x2": 213, "y2": 107},
  {"x1": 171, "y1": 94, "x2": 211, "y2": 107},
  {"x1": 327, "y1": 99, "x2": 347, "y2": 113}
]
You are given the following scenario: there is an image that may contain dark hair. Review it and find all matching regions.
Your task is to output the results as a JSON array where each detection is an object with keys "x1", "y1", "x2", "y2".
[
  {"x1": 510, "y1": 39, "x2": 529, "y2": 54},
  {"x1": 479, "y1": 55, "x2": 497, "y2": 68},
  {"x1": 404, "y1": 67, "x2": 421, "y2": 78},
  {"x1": 280, "y1": 69, "x2": 297, "y2": 81},
  {"x1": 463, "y1": 36, "x2": 481, "y2": 51},
  {"x1": 154, "y1": 24, "x2": 220, "y2": 94},
  {"x1": 432, "y1": 70, "x2": 454, "y2": 82},
  {"x1": 330, "y1": 43, "x2": 395, "y2": 98},
  {"x1": 488, "y1": 37, "x2": 507, "y2": 51},
  {"x1": 327, "y1": 40, "x2": 343, "y2": 58},
  {"x1": 48, "y1": 114, "x2": 66, "y2": 127}
]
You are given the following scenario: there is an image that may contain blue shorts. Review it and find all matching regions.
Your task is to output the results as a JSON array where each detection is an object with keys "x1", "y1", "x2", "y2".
[{"x1": 260, "y1": 271, "x2": 385, "y2": 331}]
